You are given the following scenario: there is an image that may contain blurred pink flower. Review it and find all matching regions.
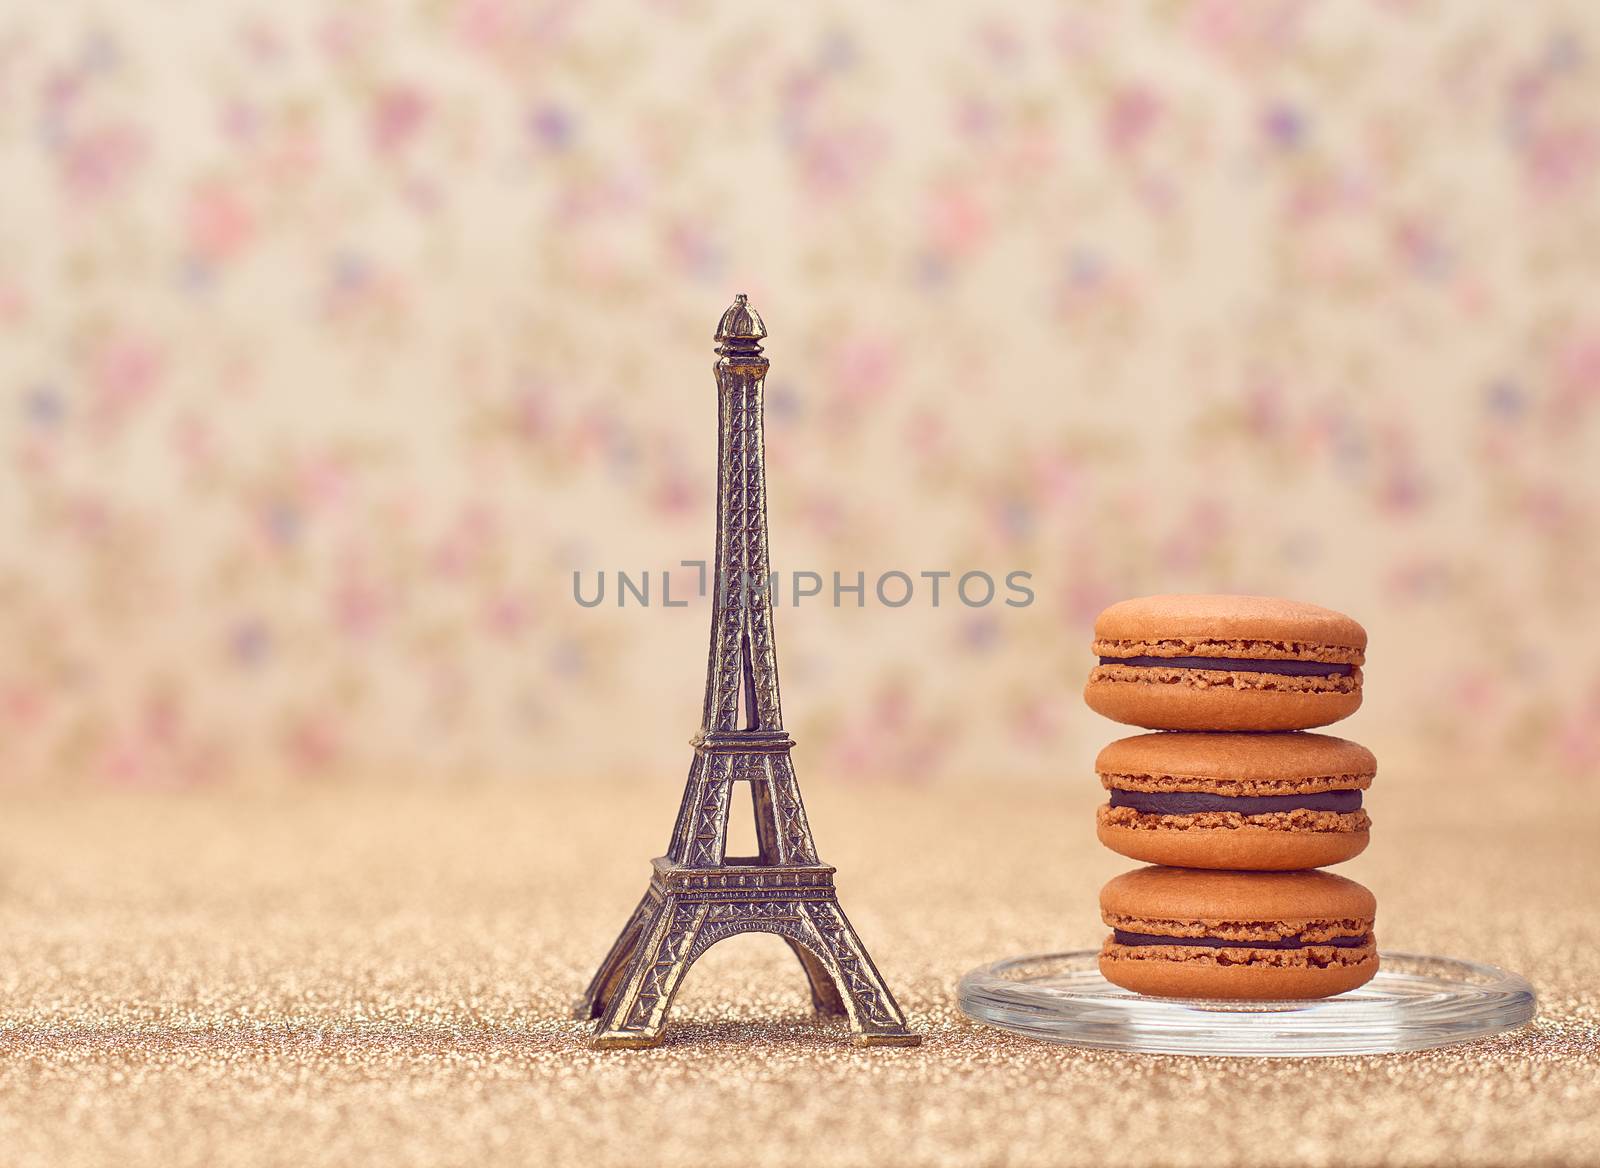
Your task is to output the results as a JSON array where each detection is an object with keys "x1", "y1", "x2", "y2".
[
  {"x1": 59, "y1": 122, "x2": 147, "y2": 201},
  {"x1": 1104, "y1": 86, "x2": 1162, "y2": 155},
  {"x1": 88, "y1": 335, "x2": 164, "y2": 431},
  {"x1": 927, "y1": 186, "x2": 990, "y2": 258},
  {"x1": 187, "y1": 181, "x2": 255, "y2": 266},
  {"x1": 371, "y1": 84, "x2": 430, "y2": 154}
]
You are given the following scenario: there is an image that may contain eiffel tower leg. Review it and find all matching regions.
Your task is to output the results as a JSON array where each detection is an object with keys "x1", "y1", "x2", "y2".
[
  {"x1": 572, "y1": 890, "x2": 656, "y2": 1021},
  {"x1": 800, "y1": 901, "x2": 920, "y2": 1046},
  {"x1": 591, "y1": 897, "x2": 708, "y2": 1049},
  {"x1": 783, "y1": 937, "x2": 847, "y2": 1016}
]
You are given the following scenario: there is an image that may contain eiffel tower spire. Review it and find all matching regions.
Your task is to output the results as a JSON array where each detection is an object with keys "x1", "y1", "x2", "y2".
[
  {"x1": 701, "y1": 293, "x2": 783, "y2": 735},
  {"x1": 573, "y1": 296, "x2": 919, "y2": 1049}
]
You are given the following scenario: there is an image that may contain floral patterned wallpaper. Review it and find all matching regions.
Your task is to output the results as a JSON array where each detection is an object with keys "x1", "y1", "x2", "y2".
[{"x1": 1, "y1": 1, "x2": 1597, "y2": 787}]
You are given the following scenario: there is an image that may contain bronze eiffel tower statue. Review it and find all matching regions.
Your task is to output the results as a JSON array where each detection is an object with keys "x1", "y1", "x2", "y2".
[{"x1": 574, "y1": 295, "x2": 919, "y2": 1049}]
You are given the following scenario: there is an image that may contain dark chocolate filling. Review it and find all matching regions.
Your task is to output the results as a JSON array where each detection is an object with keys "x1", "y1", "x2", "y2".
[
  {"x1": 1112, "y1": 930, "x2": 1371, "y2": 950},
  {"x1": 1098, "y1": 655, "x2": 1355, "y2": 677},
  {"x1": 1108, "y1": 789, "x2": 1362, "y2": 815}
]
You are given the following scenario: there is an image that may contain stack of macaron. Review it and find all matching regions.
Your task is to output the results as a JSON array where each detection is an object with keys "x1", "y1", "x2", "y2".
[{"x1": 1083, "y1": 595, "x2": 1378, "y2": 1000}]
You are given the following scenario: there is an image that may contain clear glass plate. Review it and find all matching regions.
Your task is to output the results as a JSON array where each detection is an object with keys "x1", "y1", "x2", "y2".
[{"x1": 958, "y1": 950, "x2": 1536, "y2": 1057}]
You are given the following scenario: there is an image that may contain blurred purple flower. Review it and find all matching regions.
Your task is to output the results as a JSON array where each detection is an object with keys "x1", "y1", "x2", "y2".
[
  {"x1": 24, "y1": 385, "x2": 64, "y2": 427},
  {"x1": 529, "y1": 103, "x2": 575, "y2": 150},
  {"x1": 1262, "y1": 102, "x2": 1306, "y2": 150},
  {"x1": 229, "y1": 621, "x2": 272, "y2": 667}
]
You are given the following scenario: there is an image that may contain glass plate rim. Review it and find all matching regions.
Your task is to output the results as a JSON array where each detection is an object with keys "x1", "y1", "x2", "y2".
[{"x1": 958, "y1": 949, "x2": 1537, "y2": 1058}]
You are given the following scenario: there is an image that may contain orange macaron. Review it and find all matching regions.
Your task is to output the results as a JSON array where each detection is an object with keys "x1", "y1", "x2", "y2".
[
  {"x1": 1099, "y1": 866, "x2": 1378, "y2": 1000},
  {"x1": 1084, "y1": 594, "x2": 1366, "y2": 732},
  {"x1": 1095, "y1": 731, "x2": 1375, "y2": 871}
]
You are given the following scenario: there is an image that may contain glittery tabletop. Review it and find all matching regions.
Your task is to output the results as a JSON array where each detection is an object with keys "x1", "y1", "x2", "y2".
[{"x1": 1, "y1": 775, "x2": 1596, "y2": 1167}]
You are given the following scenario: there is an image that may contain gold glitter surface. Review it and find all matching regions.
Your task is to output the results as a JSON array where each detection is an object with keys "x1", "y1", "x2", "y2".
[{"x1": 0, "y1": 775, "x2": 1596, "y2": 1168}]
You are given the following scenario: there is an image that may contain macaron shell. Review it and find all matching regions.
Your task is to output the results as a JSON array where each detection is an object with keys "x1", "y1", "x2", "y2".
[
  {"x1": 1096, "y1": 731, "x2": 1377, "y2": 788},
  {"x1": 1099, "y1": 947, "x2": 1378, "y2": 1000},
  {"x1": 1093, "y1": 594, "x2": 1368, "y2": 652},
  {"x1": 1084, "y1": 671, "x2": 1362, "y2": 732},
  {"x1": 1096, "y1": 819, "x2": 1370, "y2": 870},
  {"x1": 1100, "y1": 866, "x2": 1377, "y2": 924}
]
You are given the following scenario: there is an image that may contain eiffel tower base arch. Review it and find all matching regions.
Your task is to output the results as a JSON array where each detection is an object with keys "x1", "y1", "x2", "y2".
[{"x1": 574, "y1": 858, "x2": 920, "y2": 1049}]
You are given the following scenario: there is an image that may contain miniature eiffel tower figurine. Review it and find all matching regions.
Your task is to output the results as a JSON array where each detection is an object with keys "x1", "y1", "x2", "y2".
[{"x1": 574, "y1": 295, "x2": 919, "y2": 1049}]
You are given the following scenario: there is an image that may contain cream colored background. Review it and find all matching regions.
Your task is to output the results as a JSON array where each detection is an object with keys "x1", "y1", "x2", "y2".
[{"x1": 1, "y1": 1, "x2": 1598, "y2": 787}]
